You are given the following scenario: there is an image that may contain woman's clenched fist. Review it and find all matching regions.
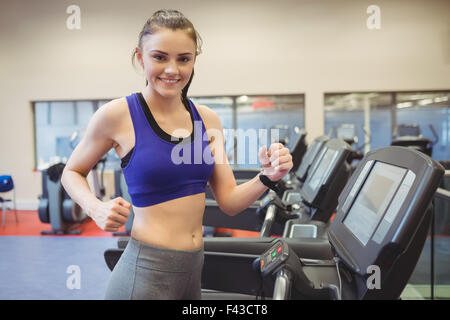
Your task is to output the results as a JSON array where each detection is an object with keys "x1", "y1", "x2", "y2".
[
  {"x1": 90, "y1": 197, "x2": 131, "y2": 232},
  {"x1": 258, "y1": 143, "x2": 293, "y2": 182}
]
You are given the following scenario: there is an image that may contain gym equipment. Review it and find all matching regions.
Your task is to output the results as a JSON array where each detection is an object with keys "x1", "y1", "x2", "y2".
[
  {"x1": 104, "y1": 138, "x2": 352, "y2": 268},
  {"x1": 201, "y1": 146, "x2": 444, "y2": 299},
  {"x1": 202, "y1": 131, "x2": 308, "y2": 231},
  {"x1": 258, "y1": 240, "x2": 330, "y2": 299},
  {"x1": 38, "y1": 163, "x2": 87, "y2": 235},
  {"x1": 70, "y1": 131, "x2": 107, "y2": 200},
  {"x1": 335, "y1": 123, "x2": 358, "y2": 146},
  {"x1": 201, "y1": 138, "x2": 350, "y2": 233},
  {"x1": 0, "y1": 175, "x2": 17, "y2": 227},
  {"x1": 260, "y1": 138, "x2": 352, "y2": 237},
  {"x1": 205, "y1": 169, "x2": 261, "y2": 200},
  {"x1": 391, "y1": 123, "x2": 438, "y2": 157},
  {"x1": 296, "y1": 136, "x2": 330, "y2": 184},
  {"x1": 287, "y1": 128, "x2": 307, "y2": 173},
  {"x1": 37, "y1": 131, "x2": 107, "y2": 235},
  {"x1": 277, "y1": 135, "x2": 329, "y2": 195},
  {"x1": 267, "y1": 126, "x2": 307, "y2": 174},
  {"x1": 231, "y1": 168, "x2": 261, "y2": 180},
  {"x1": 332, "y1": 123, "x2": 364, "y2": 165}
]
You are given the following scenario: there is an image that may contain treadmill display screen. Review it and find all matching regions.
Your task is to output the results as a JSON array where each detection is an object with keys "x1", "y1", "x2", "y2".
[
  {"x1": 307, "y1": 149, "x2": 339, "y2": 193},
  {"x1": 296, "y1": 140, "x2": 321, "y2": 177},
  {"x1": 343, "y1": 162, "x2": 406, "y2": 246}
]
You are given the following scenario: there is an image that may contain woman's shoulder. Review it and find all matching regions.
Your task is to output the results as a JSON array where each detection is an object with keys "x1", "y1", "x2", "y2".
[
  {"x1": 86, "y1": 97, "x2": 131, "y2": 140},
  {"x1": 99, "y1": 96, "x2": 128, "y2": 115},
  {"x1": 192, "y1": 103, "x2": 222, "y2": 130},
  {"x1": 95, "y1": 96, "x2": 130, "y2": 124}
]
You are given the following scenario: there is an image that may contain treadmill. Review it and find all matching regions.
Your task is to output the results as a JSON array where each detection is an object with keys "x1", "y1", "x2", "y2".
[
  {"x1": 104, "y1": 138, "x2": 348, "y2": 269},
  {"x1": 201, "y1": 146, "x2": 444, "y2": 299},
  {"x1": 259, "y1": 138, "x2": 352, "y2": 237},
  {"x1": 287, "y1": 128, "x2": 308, "y2": 173},
  {"x1": 202, "y1": 130, "x2": 308, "y2": 232},
  {"x1": 391, "y1": 123, "x2": 438, "y2": 157},
  {"x1": 276, "y1": 135, "x2": 329, "y2": 196}
]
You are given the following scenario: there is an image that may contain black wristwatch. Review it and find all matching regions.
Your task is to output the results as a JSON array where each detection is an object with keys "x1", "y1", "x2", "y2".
[{"x1": 259, "y1": 173, "x2": 280, "y2": 193}]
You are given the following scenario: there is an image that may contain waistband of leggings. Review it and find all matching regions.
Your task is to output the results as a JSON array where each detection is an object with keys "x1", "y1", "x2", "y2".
[
  {"x1": 128, "y1": 236, "x2": 203, "y2": 256},
  {"x1": 125, "y1": 237, "x2": 203, "y2": 271}
]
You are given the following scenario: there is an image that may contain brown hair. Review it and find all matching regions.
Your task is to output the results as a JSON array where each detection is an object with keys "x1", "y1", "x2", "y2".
[{"x1": 132, "y1": 10, "x2": 203, "y2": 106}]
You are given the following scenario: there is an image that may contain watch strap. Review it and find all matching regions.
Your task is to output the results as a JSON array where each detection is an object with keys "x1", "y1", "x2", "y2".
[{"x1": 259, "y1": 174, "x2": 281, "y2": 193}]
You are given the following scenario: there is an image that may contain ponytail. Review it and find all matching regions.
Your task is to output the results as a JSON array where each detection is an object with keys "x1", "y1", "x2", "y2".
[{"x1": 181, "y1": 69, "x2": 194, "y2": 107}]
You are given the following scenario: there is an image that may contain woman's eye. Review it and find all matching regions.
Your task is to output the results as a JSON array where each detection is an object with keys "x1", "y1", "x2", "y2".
[{"x1": 152, "y1": 55, "x2": 190, "y2": 62}]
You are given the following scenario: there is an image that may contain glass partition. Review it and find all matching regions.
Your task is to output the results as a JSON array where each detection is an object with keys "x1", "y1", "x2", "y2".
[
  {"x1": 191, "y1": 94, "x2": 305, "y2": 169},
  {"x1": 324, "y1": 93, "x2": 393, "y2": 153},
  {"x1": 33, "y1": 99, "x2": 121, "y2": 170},
  {"x1": 324, "y1": 91, "x2": 449, "y2": 161},
  {"x1": 396, "y1": 92, "x2": 449, "y2": 161},
  {"x1": 189, "y1": 97, "x2": 234, "y2": 164}
]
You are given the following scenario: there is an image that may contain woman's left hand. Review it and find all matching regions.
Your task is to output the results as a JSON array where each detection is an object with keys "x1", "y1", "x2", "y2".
[{"x1": 258, "y1": 143, "x2": 293, "y2": 182}]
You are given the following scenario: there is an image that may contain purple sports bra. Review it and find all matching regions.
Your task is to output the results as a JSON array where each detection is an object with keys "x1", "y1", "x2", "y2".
[{"x1": 120, "y1": 93, "x2": 215, "y2": 207}]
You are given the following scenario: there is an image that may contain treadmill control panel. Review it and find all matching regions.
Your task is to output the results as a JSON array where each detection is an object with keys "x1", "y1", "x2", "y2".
[
  {"x1": 260, "y1": 240, "x2": 289, "y2": 277},
  {"x1": 259, "y1": 192, "x2": 275, "y2": 209}
]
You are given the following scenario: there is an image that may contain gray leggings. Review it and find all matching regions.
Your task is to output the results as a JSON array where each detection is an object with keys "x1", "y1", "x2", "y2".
[{"x1": 105, "y1": 237, "x2": 204, "y2": 300}]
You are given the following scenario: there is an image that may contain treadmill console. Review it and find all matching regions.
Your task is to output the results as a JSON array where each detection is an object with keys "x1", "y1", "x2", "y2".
[
  {"x1": 329, "y1": 146, "x2": 444, "y2": 277},
  {"x1": 259, "y1": 240, "x2": 316, "y2": 298},
  {"x1": 260, "y1": 240, "x2": 290, "y2": 277},
  {"x1": 296, "y1": 136, "x2": 329, "y2": 182}
]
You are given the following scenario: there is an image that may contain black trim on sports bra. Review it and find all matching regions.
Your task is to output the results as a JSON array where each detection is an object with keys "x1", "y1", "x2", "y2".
[
  {"x1": 120, "y1": 94, "x2": 195, "y2": 169},
  {"x1": 121, "y1": 147, "x2": 134, "y2": 168},
  {"x1": 137, "y1": 92, "x2": 195, "y2": 144}
]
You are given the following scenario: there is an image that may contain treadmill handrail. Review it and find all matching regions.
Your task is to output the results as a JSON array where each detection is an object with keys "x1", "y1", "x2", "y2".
[
  {"x1": 260, "y1": 204, "x2": 277, "y2": 238},
  {"x1": 273, "y1": 269, "x2": 292, "y2": 300}
]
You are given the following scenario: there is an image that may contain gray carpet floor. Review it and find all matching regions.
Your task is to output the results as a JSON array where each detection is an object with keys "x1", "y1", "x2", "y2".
[{"x1": 0, "y1": 236, "x2": 117, "y2": 300}]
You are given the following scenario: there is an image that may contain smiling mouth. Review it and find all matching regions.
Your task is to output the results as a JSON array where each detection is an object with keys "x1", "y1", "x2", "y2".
[{"x1": 159, "y1": 78, "x2": 180, "y2": 84}]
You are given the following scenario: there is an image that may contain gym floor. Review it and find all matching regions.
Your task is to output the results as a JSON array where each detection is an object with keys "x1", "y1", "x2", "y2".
[{"x1": 1, "y1": 210, "x2": 448, "y2": 300}]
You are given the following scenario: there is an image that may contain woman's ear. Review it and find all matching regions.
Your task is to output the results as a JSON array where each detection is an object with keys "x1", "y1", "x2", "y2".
[{"x1": 135, "y1": 47, "x2": 144, "y2": 67}]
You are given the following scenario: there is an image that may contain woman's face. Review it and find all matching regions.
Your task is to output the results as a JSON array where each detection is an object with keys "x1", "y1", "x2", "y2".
[{"x1": 137, "y1": 28, "x2": 196, "y2": 99}]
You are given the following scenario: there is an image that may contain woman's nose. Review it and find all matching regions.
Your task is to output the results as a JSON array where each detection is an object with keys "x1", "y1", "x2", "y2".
[{"x1": 164, "y1": 60, "x2": 179, "y2": 75}]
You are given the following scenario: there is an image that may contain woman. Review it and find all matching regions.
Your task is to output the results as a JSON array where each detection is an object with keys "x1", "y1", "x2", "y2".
[{"x1": 61, "y1": 9, "x2": 293, "y2": 300}]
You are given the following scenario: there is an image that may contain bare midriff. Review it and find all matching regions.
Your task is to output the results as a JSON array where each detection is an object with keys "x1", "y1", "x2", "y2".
[{"x1": 130, "y1": 193, "x2": 206, "y2": 251}]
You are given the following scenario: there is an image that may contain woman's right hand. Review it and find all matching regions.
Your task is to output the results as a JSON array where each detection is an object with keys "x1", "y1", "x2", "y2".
[{"x1": 90, "y1": 197, "x2": 131, "y2": 232}]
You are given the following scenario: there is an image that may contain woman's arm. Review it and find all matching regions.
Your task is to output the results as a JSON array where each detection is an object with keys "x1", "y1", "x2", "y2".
[
  {"x1": 197, "y1": 105, "x2": 293, "y2": 216},
  {"x1": 61, "y1": 99, "x2": 131, "y2": 231}
]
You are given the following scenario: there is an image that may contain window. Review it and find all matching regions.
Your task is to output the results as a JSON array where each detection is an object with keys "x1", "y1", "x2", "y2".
[
  {"x1": 324, "y1": 93, "x2": 393, "y2": 153},
  {"x1": 395, "y1": 92, "x2": 449, "y2": 161},
  {"x1": 192, "y1": 94, "x2": 305, "y2": 168},
  {"x1": 33, "y1": 100, "x2": 114, "y2": 170},
  {"x1": 33, "y1": 94, "x2": 306, "y2": 171},
  {"x1": 189, "y1": 97, "x2": 234, "y2": 164},
  {"x1": 324, "y1": 91, "x2": 449, "y2": 161}
]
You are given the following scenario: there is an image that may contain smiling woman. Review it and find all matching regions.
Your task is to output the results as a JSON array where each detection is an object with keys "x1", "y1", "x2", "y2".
[
  {"x1": 131, "y1": 10, "x2": 202, "y2": 100},
  {"x1": 60, "y1": 9, "x2": 293, "y2": 300}
]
